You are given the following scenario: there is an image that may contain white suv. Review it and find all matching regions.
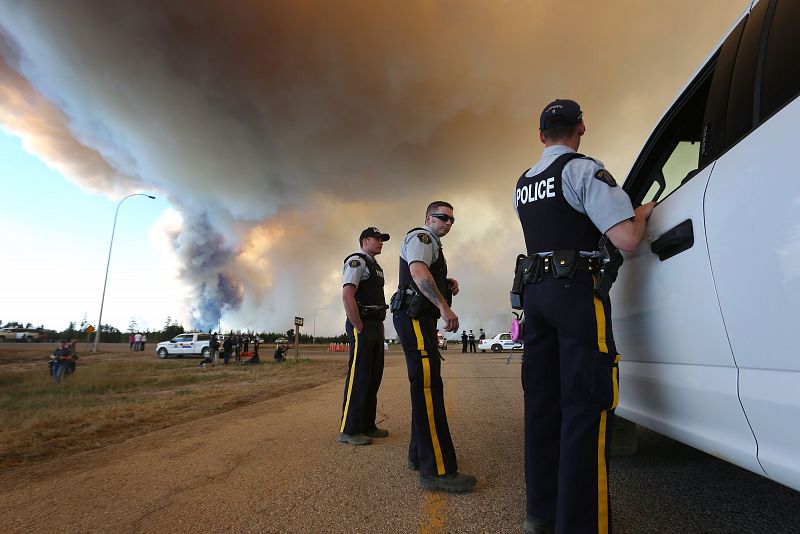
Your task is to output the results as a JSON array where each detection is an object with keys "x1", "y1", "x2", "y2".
[{"x1": 614, "y1": 0, "x2": 800, "y2": 492}]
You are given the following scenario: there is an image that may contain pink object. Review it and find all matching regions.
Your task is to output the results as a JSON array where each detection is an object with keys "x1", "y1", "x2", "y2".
[{"x1": 511, "y1": 317, "x2": 521, "y2": 342}]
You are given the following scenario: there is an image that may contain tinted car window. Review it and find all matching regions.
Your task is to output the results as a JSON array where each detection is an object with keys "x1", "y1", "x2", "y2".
[
  {"x1": 625, "y1": 63, "x2": 715, "y2": 205},
  {"x1": 700, "y1": 17, "x2": 746, "y2": 168},
  {"x1": 197, "y1": 334, "x2": 210, "y2": 341},
  {"x1": 724, "y1": 0, "x2": 768, "y2": 148},
  {"x1": 760, "y1": 0, "x2": 800, "y2": 122}
]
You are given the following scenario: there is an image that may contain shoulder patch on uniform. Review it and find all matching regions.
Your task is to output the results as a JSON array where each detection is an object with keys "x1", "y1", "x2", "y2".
[
  {"x1": 594, "y1": 169, "x2": 617, "y2": 187},
  {"x1": 417, "y1": 232, "x2": 431, "y2": 244},
  {"x1": 348, "y1": 259, "x2": 361, "y2": 268}
]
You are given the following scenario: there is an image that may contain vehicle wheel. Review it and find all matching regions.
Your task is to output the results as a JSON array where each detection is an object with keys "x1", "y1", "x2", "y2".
[
  {"x1": 158, "y1": 348, "x2": 168, "y2": 359},
  {"x1": 201, "y1": 347, "x2": 210, "y2": 358},
  {"x1": 491, "y1": 344, "x2": 502, "y2": 353},
  {"x1": 0, "y1": 337, "x2": 5, "y2": 342},
  {"x1": 25, "y1": 336, "x2": 33, "y2": 343}
]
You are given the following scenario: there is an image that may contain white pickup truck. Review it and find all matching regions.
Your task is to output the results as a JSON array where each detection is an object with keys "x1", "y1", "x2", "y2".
[{"x1": 155, "y1": 332, "x2": 212, "y2": 359}]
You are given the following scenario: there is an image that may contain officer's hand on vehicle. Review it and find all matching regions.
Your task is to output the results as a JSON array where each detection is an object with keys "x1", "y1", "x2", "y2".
[
  {"x1": 636, "y1": 201, "x2": 656, "y2": 220},
  {"x1": 447, "y1": 277, "x2": 460, "y2": 296},
  {"x1": 440, "y1": 307, "x2": 459, "y2": 332}
]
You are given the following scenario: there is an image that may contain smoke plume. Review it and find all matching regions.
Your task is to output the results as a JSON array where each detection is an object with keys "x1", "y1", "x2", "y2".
[{"x1": 0, "y1": 0, "x2": 747, "y2": 334}]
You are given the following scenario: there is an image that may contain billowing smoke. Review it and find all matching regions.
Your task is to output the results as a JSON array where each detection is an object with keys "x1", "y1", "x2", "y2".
[{"x1": 0, "y1": 0, "x2": 747, "y2": 335}]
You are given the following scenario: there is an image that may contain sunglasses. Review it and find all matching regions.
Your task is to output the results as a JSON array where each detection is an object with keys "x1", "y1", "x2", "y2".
[{"x1": 430, "y1": 213, "x2": 455, "y2": 223}]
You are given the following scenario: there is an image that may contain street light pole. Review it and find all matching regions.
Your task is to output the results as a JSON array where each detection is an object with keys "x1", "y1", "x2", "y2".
[
  {"x1": 313, "y1": 307, "x2": 323, "y2": 344},
  {"x1": 92, "y1": 193, "x2": 156, "y2": 352}
]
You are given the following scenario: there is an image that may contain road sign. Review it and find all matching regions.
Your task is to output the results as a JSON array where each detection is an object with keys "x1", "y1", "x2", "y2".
[
  {"x1": 294, "y1": 316, "x2": 304, "y2": 326},
  {"x1": 86, "y1": 325, "x2": 96, "y2": 334}
]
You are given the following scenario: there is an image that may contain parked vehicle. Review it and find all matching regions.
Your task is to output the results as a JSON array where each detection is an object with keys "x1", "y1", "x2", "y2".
[
  {"x1": 478, "y1": 333, "x2": 522, "y2": 353},
  {"x1": 156, "y1": 332, "x2": 212, "y2": 359},
  {"x1": 437, "y1": 331, "x2": 448, "y2": 350},
  {"x1": 614, "y1": 0, "x2": 800, "y2": 492},
  {"x1": 0, "y1": 327, "x2": 52, "y2": 342}
]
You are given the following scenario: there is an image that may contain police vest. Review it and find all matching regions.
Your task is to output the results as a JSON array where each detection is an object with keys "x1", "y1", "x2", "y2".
[
  {"x1": 398, "y1": 228, "x2": 452, "y2": 306},
  {"x1": 516, "y1": 152, "x2": 602, "y2": 254},
  {"x1": 344, "y1": 253, "x2": 386, "y2": 307}
]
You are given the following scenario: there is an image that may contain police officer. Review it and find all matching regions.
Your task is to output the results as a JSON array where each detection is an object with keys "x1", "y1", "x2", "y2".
[
  {"x1": 515, "y1": 99, "x2": 654, "y2": 533},
  {"x1": 461, "y1": 330, "x2": 468, "y2": 353},
  {"x1": 339, "y1": 227, "x2": 391, "y2": 446},
  {"x1": 392, "y1": 201, "x2": 476, "y2": 492},
  {"x1": 468, "y1": 330, "x2": 476, "y2": 353}
]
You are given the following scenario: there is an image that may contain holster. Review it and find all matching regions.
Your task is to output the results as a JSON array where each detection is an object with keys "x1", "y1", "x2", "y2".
[
  {"x1": 593, "y1": 236, "x2": 623, "y2": 300},
  {"x1": 389, "y1": 290, "x2": 407, "y2": 313},
  {"x1": 510, "y1": 254, "x2": 527, "y2": 310},
  {"x1": 359, "y1": 304, "x2": 388, "y2": 321},
  {"x1": 407, "y1": 293, "x2": 441, "y2": 319},
  {"x1": 392, "y1": 287, "x2": 440, "y2": 319}
]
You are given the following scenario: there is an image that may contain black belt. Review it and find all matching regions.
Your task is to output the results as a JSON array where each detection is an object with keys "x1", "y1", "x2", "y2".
[{"x1": 542, "y1": 254, "x2": 599, "y2": 276}]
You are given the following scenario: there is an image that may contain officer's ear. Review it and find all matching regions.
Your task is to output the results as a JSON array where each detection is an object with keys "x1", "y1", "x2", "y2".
[
  {"x1": 539, "y1": 130, "x2": 546, "y2": 144},
  {"x1": 577, "y1": 121, "x2": 586, "y2": 137}
]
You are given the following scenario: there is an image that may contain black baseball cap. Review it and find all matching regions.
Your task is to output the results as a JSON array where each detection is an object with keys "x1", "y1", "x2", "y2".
[
  {"x1": 539, "y1": 99, "x2": 583, "y2": 131},
  {"x1": 359, "y1": 227, "x2": 390, "y2": 242}
]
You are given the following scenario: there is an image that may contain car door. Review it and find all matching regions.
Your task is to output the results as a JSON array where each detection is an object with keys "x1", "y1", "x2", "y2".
[
  {"x1": 171, "y1": 334, "x2": 191, "y2": 355},
  {"x1": 703, "y1": 0, "x2": 800, "y2": 491},
  {"x1": 614, "y1": 7, "x2": 762, "y2": 476}
]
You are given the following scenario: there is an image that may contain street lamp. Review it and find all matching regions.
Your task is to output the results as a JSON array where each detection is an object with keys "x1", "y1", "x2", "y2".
[
  {"x1": 92, "y1": 193, "x2": 156, "y2": 352},
  {"x1": 313, "y1": 307, "x2": 323, "y2": 344}
]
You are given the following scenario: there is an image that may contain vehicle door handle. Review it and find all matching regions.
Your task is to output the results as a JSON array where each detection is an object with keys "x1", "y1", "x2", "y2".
[{"x1": 651, "y1": 219, "x2": 694, "y2": 261}]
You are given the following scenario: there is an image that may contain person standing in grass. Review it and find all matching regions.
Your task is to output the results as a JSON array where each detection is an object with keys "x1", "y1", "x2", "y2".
[{"x1": 50, "y1": 340, "x2": 73, "y2": 384}]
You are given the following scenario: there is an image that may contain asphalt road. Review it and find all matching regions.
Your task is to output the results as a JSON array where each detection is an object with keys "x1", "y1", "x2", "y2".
[{"x1": 1, "y1": 351, "x2": 798, "y2": 533}]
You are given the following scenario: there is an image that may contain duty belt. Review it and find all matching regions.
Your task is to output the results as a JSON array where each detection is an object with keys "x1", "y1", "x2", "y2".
[{"x1": 542, "y1": 254, "x2": 599, "y2": 278}]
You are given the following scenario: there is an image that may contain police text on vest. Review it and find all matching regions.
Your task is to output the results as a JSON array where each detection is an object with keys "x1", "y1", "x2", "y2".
[{"x1": 516, "y1": 177, "x2": 555, "y2": 205}]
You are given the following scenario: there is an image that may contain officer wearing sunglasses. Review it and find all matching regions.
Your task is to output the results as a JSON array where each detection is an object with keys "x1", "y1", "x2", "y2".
[{"x1": 390, "y1": 200, "x2": 476, "y2": 493}]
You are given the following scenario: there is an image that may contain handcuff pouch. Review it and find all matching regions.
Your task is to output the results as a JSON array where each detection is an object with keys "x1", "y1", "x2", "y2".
[{"x1": 552, "y1": 249, "x2": 579, "y2": 279}]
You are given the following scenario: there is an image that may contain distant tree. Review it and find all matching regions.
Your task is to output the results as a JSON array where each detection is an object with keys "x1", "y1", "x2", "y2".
[
  {"x1": 127, "y1": 318, "x2": 138, "y2": 333},
  {"x1": 159, "y1": 320, "x2": 184, "y2": 342},
  {"x1": 79, "y1": 314, "x2": 88, "y2": 332},
  {"x1": 25, "y1": 322, "x2": 32, "y2": 328}
]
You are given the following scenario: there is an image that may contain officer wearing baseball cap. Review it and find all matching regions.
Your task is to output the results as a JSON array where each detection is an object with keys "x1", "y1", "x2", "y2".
[
  {"x1": 339, "y1": 227, "x2": 391, "y2": 446},
  {"x1": 514, "y1": 100, "x2": 655, "y2": 533}
]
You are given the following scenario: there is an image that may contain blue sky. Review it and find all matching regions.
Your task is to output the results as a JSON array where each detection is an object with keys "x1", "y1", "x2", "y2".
[{"x1": 0, "y1": 129, "x2": 184, "y2": 333}]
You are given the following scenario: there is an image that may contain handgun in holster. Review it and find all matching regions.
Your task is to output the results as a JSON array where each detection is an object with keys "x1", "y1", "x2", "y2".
[{"x1": 593, "y1": 235, "x2": 623, "y2": 300}]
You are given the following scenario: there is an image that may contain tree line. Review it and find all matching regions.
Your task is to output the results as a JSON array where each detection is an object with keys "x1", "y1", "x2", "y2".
[{"x1": 0, "y1": 318, "x2": 348, "y2": 344}]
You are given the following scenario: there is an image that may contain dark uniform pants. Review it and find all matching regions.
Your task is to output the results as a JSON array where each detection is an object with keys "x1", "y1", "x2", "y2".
[
  {"x1": 522, "y1": 271, "x2": 619, "y2": 534},
  {"x1": 393, "y1": 313, "x2": 458, "y2": 477},
  {"x1": 340, "y1": 319, "x2": 385, "y2": 436}
]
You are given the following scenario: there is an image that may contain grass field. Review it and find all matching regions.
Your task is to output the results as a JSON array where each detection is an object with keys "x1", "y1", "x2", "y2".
[{"x1": 0, "y1": 344, "x2": 346, "y2": 476}]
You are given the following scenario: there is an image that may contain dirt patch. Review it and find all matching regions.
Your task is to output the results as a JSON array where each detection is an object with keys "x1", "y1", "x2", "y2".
[{"x1": 0, "y1": 343, "x2": 347, "y2": 482}]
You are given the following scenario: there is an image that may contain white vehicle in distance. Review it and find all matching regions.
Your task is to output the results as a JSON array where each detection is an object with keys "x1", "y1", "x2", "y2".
[
  {"x1": 614, "y1": 0, "x2": 800, "y2": 492},
  {"x1": 478, "y1": 333, "x2": 522, "y2": 353},
  {"x1": 156, "y1": 332, "x2": 212, "y2": 359},
  {"x1": 437, "y1": 330, "x2": 448, "y2": 350}
]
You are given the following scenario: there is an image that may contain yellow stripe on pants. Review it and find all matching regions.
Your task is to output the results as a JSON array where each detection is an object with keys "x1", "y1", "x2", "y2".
[
  {"x1": 612, "y1": 354, "x2": 620, "y2": 409},
  {"x1": 594, "y1": 295, "x2": 612, "y2": 533},
  {"x1": 412, "y1": 318, "x2": 428, "y2": 356},
  {"x1": 597, "y1": 410, "x2": 609, "y2": 534},
  {"x1": 339, "y1": 329, "x2": 359, "y2": 433},
  {"x1": 593, "y1": 296, "x2": 608, "y2": 353},
  {"x1": 413, "y1": 319, "x2": 445, "y2": 475}
]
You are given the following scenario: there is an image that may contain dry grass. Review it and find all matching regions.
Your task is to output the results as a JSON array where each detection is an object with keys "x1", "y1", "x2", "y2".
[{"x1": 0, "y1": 345, "x2": 345, "y2": 474}]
